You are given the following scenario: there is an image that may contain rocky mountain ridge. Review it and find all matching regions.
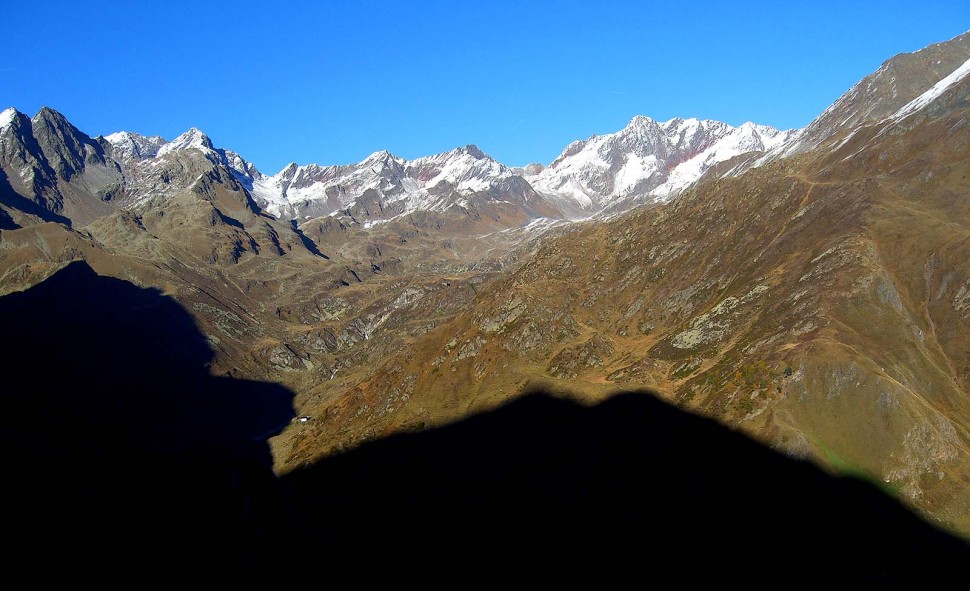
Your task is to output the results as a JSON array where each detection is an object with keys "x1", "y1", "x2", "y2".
[
  {"x1": 0, "y1": 107, "x2": 790, "y2": 226},
  {"x1": 767, "y1": 30, "x2": 970, "y2": 160}
]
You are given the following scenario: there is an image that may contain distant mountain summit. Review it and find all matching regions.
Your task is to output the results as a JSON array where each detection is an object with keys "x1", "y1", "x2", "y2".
[
  {"x1": 245, "y1": 144, "x2": 546, "y2": 220},
  {"x1": 242, "y1": 118, "x2": 789, "y2": 221},
  {"x1": 524, "y1": 116, "x2": 794, "y2": 217},
  {"x1": 103, "y1": 131, "x2": 166, "y2": 162}
]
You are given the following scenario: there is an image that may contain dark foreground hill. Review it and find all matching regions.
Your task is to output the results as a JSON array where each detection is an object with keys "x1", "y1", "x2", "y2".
[
  {"x1": 0, "y1": 263, "x2": 966, "y2": 582},
  {"x1": 0, "y1": 261, "x2": 295, "y2": 572}
]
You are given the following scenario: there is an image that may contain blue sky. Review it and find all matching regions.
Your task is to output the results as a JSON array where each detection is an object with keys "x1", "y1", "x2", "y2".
[{"x1": 4, "y1": 1, "x2": 969, "y2": 172}]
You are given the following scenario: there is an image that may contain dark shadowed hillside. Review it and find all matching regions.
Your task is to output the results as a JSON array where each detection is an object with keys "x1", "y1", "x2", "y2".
[
  {"x1": 0, "y1": 262, "x2": 966, "y2": 582},
  {"x1": 281, "y1": 390, "x2": 968, "y2": 583},
  {"x1": 0, "y1": 261, "x2": 295, "y2": 572}
]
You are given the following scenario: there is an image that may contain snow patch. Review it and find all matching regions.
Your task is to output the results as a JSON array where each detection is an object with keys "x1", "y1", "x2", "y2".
[
  {"x1": 892, "y1": 56, "x2": 970, "y2": 120},
  {"x1": 0, "y1": 107, "x2": 18, "y2": 129}
]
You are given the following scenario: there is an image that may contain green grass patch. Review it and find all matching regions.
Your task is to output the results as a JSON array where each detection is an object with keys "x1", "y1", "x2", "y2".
[{"x1": 816, "y1": 440, "x2": 903, "y2": 497}]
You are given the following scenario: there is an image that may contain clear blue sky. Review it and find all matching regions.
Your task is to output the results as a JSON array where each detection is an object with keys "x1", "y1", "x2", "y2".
[{"x1": 4, "y1": 1, "x2": 969, "y2": 172}]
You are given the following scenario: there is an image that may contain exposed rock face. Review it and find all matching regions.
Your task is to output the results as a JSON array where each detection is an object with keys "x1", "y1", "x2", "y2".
[
  {"x1": 0, "y1": 106, "x2": 121, "y2": 225},
  {"x1": 30, "y1": 107, "x2": 113, "y2": 182},
  {"x1": 0, "y1": 108, "x2": 61, "y2": 222}
]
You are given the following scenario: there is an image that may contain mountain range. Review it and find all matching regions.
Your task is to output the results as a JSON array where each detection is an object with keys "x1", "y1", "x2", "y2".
[
  {"x1": 0, "y1": 103, "x2": 793, "y2": 228},
  {"x1": 3, "y1": 29, "x2": 970, "y2": 544}
]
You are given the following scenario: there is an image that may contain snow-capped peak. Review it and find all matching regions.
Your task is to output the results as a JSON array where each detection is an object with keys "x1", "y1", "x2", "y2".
[
  {"x1": 158, "y1": 127, "x2": 214, "y2": 157},
  {"x1": 525, "y1": 115, "x2": 794, "y2": 216},
  {"x1": 0, "y1": 107, "x2": 19, "y2": 129},
  {"x1": 104, "y1": 130, "x2": 167, "y2": 161},
  {"x1": 626, "y1": 115, "x2": 656, "y2": 128},
  {"x1": 104, "y1": 131, "x2": 132, "y2": 143},
  {"x1": 362, "y1": 149, "x2": 398, "y2": 164},
  {"x1": 247, "y1": 142, "x2": 524, "y2": 219},
  {"x1": 409, "y1": 144, "x2": 509, "y2": 194},
  {"x1": 453, "y1": 144, "x2": 488, "y2": 159},
  {"x1": 143, "y1": 127, "x2": 257, "y2": 179},
  {"x1": 611, "y1": 116, "x2": 668, "y2": 154}
]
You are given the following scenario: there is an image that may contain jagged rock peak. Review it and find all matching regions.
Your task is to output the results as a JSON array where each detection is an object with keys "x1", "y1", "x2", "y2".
[
  {"x1": 30, "y1": 107, "x2": 94, "y2": 144},
  {"x1": 103, "y1": 130, "x2": 167, "y2": 161},
  {"x1": 31, "y1": 106, "x2": 70, "y2": 124},
  {"x1": 361, "y1": 149, "x2": 401, "y2": 165},
  {"x1": 626, "y1": 114, "x2": 657, "y2": 128},
  {"x1": 454, "y1": 144, "x2": 488, "y2": 159}
]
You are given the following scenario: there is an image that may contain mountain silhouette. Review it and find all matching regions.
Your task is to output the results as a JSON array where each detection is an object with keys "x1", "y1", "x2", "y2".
[
  {"x1": 0, "y1": 261, "x2": 295, "y2": 573},
  {"x1": 281, "y1": 390, "x2": 970, "y2": 582}
]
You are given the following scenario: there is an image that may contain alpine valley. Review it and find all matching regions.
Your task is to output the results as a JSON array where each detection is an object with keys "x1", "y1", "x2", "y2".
[{"x1": 5, "y1": 29, "x2": 970, "y2": 547}]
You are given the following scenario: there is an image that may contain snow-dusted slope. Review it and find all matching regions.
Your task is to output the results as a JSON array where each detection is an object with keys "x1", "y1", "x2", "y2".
[
  {"x1": 105, "y1": 127, "x2": 259, "y2": 177},
  {"x1": 249, "y1": 145, "x2": 536, "y2": 219},
  {"x1": 893, "y1": 56, "x2": 970, "y2": 120},
  {"x1": 524, "y1": 116, "x2": 793, "y2": 216},
  {"x1": 765, "y1": 30, "x2": 970, "y2": 161},
  {"x1": 103, "y1": 131, "x2": 167, "y2": 162},
  {"x1": 99, "y1": 117, "x2": 790, "y2": 221},
  {"x1": 101, "y1": 125, "x2": 539, "y2": 218}
]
